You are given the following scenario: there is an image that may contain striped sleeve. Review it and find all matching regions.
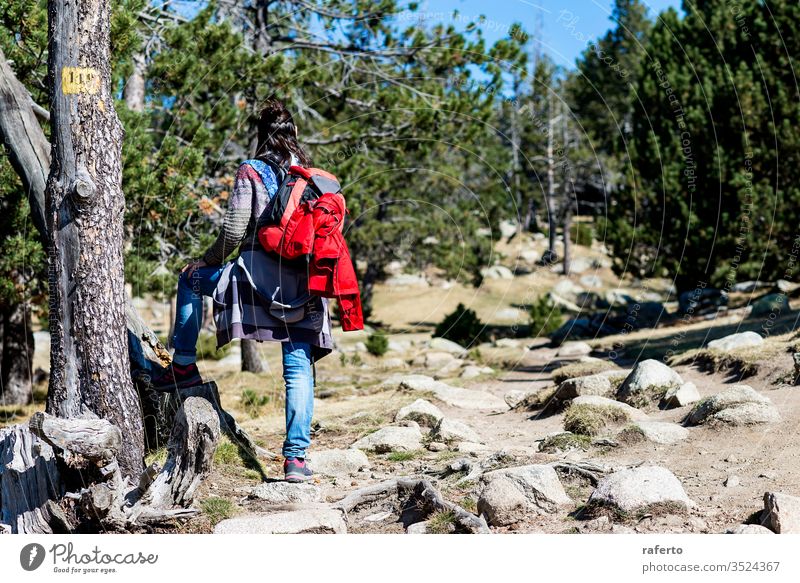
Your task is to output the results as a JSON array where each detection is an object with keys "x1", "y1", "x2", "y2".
[{"x1": 201, "y1": 164, "x2": 257, "y2": 265}]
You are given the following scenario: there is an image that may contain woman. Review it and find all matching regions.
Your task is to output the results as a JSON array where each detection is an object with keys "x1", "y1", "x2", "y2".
[{"x1": 150, "y1": 99, "x2": 333, "y2": 483}]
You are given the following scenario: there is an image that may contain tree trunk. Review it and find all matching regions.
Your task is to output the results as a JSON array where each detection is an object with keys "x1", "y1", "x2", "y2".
[
  {"x1": 1, "y1": 298, "x2": 34, "y2": 406},
  {"x1": 123, "y1": 51, "x2": 146, "y2": 112},
  {"x1": 0, "y1": 46, "x2": 50, "y2": 244},
  {"x1": 544, "y1": 105, "x2": 559, "y2": 265},
  {"x1": 241, "y1": 339, "x2": 265, "y2": 373},
  {"x1": 45, "y1": 0, "x2": 144, "y2": 479},
  {"x1": 562, "y1": 210, "x2": 573, "y2": 276}
]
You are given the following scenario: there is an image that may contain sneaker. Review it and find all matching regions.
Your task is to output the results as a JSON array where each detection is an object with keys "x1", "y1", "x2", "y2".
[
  {"x1": 148, "y1": 362, "x2": 203, "y2": 391},
  {"x1": 284, "y1": 457, "x2": 313, "y2": 483}
]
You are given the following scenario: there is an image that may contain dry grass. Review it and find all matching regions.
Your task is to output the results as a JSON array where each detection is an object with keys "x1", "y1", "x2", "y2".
[
  {"x1": 668, "y1": 342, "x2": 786, "y2": 380},
  {"x1": 552, "y1": 360, "x2": 620, "y2": 385},
  {"x1": 538, "y1": 432, "x2": 592, "y2": 453},
  {"x1": 563, "y1": 403, "x2": 631, "y2": 437}
]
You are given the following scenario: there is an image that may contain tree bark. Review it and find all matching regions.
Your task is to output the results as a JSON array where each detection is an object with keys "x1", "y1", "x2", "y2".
[
  {"x1": 1, "y1": 298, "x2": 34, "y2": 406},
  {"x1": 45, "y1": 0, "x2": 144, "y2": 479},
  {"x1": 241, "y1": 339, "x2": 265, "y2": 373}
]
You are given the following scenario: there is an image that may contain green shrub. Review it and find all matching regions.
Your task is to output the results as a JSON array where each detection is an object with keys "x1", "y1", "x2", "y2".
[
  {"x1": 241, "y1": 388, "x2": 269, "y2": 418},
  {"x1": 434, "y1": 303, "x2": 486, "y2": 346},
  {"x1": 201, "y1": 497, "x2": 235, "y2": 525},
  {"x1": 563, "y1": 403, "x2": 630, "y2": 437},
  {"x1": 569, "y1": 221, "x2": 595, "y2": 247},
  {"x1": 365, "y1": 332, "x2": 389, "y2": 357},
  {"x1": 529, "y1": 295, "x2": 563, "y2": 337},
  {"x1": 197, "y1": 330, "x2": 230, "y2": 360}
]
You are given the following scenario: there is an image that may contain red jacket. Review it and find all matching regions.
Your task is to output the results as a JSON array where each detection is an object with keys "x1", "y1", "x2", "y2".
[{"x1": 260, "y1": 193, "x2": 364, "y2": 331}]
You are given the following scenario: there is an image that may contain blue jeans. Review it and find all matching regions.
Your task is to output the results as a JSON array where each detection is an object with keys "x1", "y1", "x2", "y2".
[{"x1": 171, "y1": 267, "x2": 314, "y2": 459}]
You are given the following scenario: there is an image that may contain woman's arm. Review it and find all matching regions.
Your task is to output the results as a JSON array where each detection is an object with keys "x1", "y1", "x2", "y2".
[{"x1": 201, "y1": 164, "x2": 256, "y2": 265}]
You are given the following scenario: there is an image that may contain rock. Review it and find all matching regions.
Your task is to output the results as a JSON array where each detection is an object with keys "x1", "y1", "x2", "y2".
[
  {"x1": 412, "y1": 351, "x2": 455, "y2": 369},
  {"x1": 777, "y1": 279, "x2": 799, "y2": 293},
  {"x1": 661, "y1": 382, "x2": 701, "y2": 409},
  {"x1": 628, "y1": 302, "x2": 666, "y2": 328},
  {"x1": 504, "y1": 389, "x2": 537, "y2": 408},
  {"x1": 380, "y1": 357, "x2": 407, "y2": 369},
  {"x1": 547, "y1": 292, "x2": 582, "y2": 313},
  {"x1": 308, "y1": 449, "x2": 370, "y2": 477},
  {"x1": 350, "y1": 425, "x2": 423, "y2": 453},
  {"x1": 215, "y1": 507, "x2": 347, "y2": 534},
  {"x1": 429, "y1": 337, "x2": 467, "y2": 354},
  {"x1": 724, "y1": 475, "x2": 741, "y2": 488},
  {"x1": 679, "y1": 287, "x2": 728, "y2": 314},
  {"x1": 460, "y1": 365, "x2": 486, "y2": 379},
  {"x1": 568, "y1": 256, "x2": 593, "y2": 274},
  {"x1": 250, "y1": 482, "x2": 321, "y2": 504},
  {"x1": 434, "y1": 358, "x2": 466, "y2": 378},
  {"x1": 494, "y1": 308, "x2": 524, "y2": 321},
  {"x1": 556, "y1": 374, "x2": 613, "y2": 400},
  {"x1": 617, "y1": 359, "x2": 683, "y2": 404},
  {"x1": 588, "y1": 466, "x2": 695, "y2": 514},
  {"x1": 384, "y1": 273, "x2": 429, "y2": 288},
  {"x1": 732, "y1": 281, "x2": 764, "y2": 293},
  {"x1": 727, "y1": 524, "x2": 774, "y2": 534},
  {"x1": 580, "y1": 275, "x2": 603, "y2": 288},
  {"x1": 477, "y1": 465, "x2": 571, "y2": 526},
  {"x1": 430, "y1": 418, "x2": 482, "y2": 444},
  {"x1": 553, "y1": 279, "x2": 585, "y2": 301},
  {"x1": 494, "y1": 338, "x2": 521, "y2": 348},
  {"x1": 395, "y1": 398, "x2": 444, "y2": 427},
  {"x1": 406, "y1": 521, "x2": 429, "y2": 534},
  {"x1": 685, "y1": 385, "x2": 780, "y2": 426},
  {"x1": 427, "y1": 442, "x2": 447, "y2": 452},
  {"x1": 556, "y1": 341, "x2": 592, "y2": 357},
  {"x1": 628, "y1": 421, "x2": 690, "y2": 445},
  {"x1": 750, "y1": 293, "x2": 789, "y2": 317},
  {"x1": 571, "y1": 395, "x2": 649, "y2": 421},
  {"x1": 480, "y1": 265, "x2": 514, "y2": 280},
  {"x1": 499, "y1": 219, "x2": 518, "y2": 239},
  {"x1": 453, "y1": 441, "x2": 490, "y2": 454},
  {"x1": 399, "y1": 375, "x2": 508, "y2": 411},
  {"x1": 763, "y1": 492, "x2": 800, "y2": 533},
  {"x1": 707, "y1": 331, "x2": 764, "y2": 352},
  {"x1": 388, "y1": 340, "x2": 412, "y2": 352}
]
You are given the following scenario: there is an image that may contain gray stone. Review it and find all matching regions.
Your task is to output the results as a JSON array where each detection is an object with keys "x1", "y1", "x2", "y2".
[
  {"x1": 629, "y1": 421, "x2": 690, "y2": 445},
  {"x1": 380, "y1": 357, "x2": 407, "y2": 369},
  {"x1": 477, "y1": 465, "x2": 571, "y2": 526},
  {"x1": 504, "y1": 389, "x2": 537, "y2": 409},
  {"x1": 556, "y1": 341, "x2": 593, "y2": 357},
  {"x1": 412, "y1": 351, "x2": 456, "y2": 369},
  {"x1": 553, "y1": 279, "x2": 585, "y2": 301},
  {"x1": 617, "y1": 360, "x2": 684, "y2": 402},
  {"x1": 556, "y1": 374, "x2": 613, "y2": 400},
  {"x1": 707, "y1": 331, "x2": 764, "y2": 352},
  {"x1": 763, "y1": 492, "x2": 800, "y2": 533},
  {"x1": 399, "y1": 375, "x2": 508, "y2": 411},
  {"x1": 685, "y1": 385, "x2": 780, "y2": 426},
  {"x1": 547, "y1": 292, "x2": 582, "y2": 313},
  {"x1": 308, "y1": 449, "x2": 370, "y2": 477},
  {"x1": 427, "y1": 442, "x2": 447, "y2": 452},
  {"x1": 662, "y1": 382, "x2": 701, "y2": 409},
  {"x1": 250, "y1": 482, "x2": 321, "y2": 504},
  {"x1": 588, "y1": 466, "x2": 695, "y2": 514},
  {"x1": 460, "y1": 365, "x2": 493, "y2": 379},
  {"x1": 214, "y1": 507, "x2": 347, "y2": 534},
  {"x1": 453, "y1": 441, "x2": 490, "y2": 454},
  {"x1": 350, "y1": 425, "x2": 423, "y2": 453},
  {"x1": 395, "y1": 398, "x2": 444, "y2": 427},
  {"x1": 494, "y1": 338, "x2": 521, "y2": 348},
  {"x1": 430, "y1": 418, "x2": 482, "y2": 444},
  {"x1": 571, "y1": 395, "x2": 649, "y2": 421},
  {"x1": 727, "y1": 524, "x2": 774, "y2": 534},
  {"x1": 480, "y1": 265, "x2": 514, "y2": 280},
  {"x1": 429, "y1": 337, "x2": 467, "y2": 354},
  {"x1": 750, "y1": 293, "x2": 788, "y2": 317},
  {"x1": 406, "y1": 521, "x2": 429, "y2": 534},
  {"x1": 724, "y1": 475, "x2": 741, "y2": 488},
  {"x1": 580, "y1": 275, "x2": 603, "y2": 289}
]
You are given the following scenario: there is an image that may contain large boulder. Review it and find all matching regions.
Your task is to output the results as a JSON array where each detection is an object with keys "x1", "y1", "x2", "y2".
[
  {"x1": 250, "y1": 482, "x2": 321, "y2": 504},
  {"x1": 684, "y1": 385, "x2": 780, "y2": 426},
  {"x1": 627, "y1": 421, "x2": 690, "y2": 445},
  {"x1": 477, "y1": 465, "x2": 571, "y2": 526},
  {"x1": 750, "y1": 293, "x2": 789, "y2": 317},
  {"x1": 588, "y1": 466, "x2": 694, "y2": 514},
  {"x1": 308, "y1": 449, "x2": 370, "y2": 477},
  {"x1": 504, "y1": 389, "x2": 538, "y2": 409},
  {"x1": 571, "y1": 395, "x2": 649, "y2": 421},
  {"x1": 556, "y1": 374, "x2": 613, "y2": 400},
  {"x1": 215, "y1": 508, "x2": 347, "y2": 534},
  {"x1": 481, "y1": 265, "x2": 514, "y2": 280},
  {"x1": 762, "y1": 492, "x2": 800, "y2": 533},
  {"x1": 395, "y1": 399, "x2": 444, "y2": 427},
  {"x1": 617, "y1": 359, "x2": 683, "y2": 405},
  {"x1": 556, "y1": 341, "x2": 592, "y2": 357},
  {"x1": 412, "y1": 351, "x2": 455, "y2": 369},
  {"x1": 430, "y1": 418, "x2": 482, "y2": 444},
  {"x1": 707, "y1": 331, "x2": 764, "y2": 352},
  {"x1": 429, "y1": 337, "x2": 467, "y2": 354},
  {"x1": 661, "y1": 382, "x2": 701, "y2": 409},
  {"x1": 350, "y1": 425, "x2": 423, "y2": 453},
  {"x1": 399, "y1": 375, "x2": 508, "y2": 411}
]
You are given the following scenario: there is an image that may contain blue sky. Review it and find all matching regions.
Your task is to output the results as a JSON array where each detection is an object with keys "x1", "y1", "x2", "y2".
[{"x1": 415, "y1": 0, "x2": 683, "y2": 68}]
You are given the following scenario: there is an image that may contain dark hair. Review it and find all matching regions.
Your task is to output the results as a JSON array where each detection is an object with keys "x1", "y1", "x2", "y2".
[{"x1": 254, "y1": 99, "x2": 311, "y2": 167}]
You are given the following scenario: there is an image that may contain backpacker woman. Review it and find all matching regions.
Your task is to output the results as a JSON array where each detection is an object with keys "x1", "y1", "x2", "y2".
[{"x1": 149, "y1": 99, "x2": 334, "y2": 483}]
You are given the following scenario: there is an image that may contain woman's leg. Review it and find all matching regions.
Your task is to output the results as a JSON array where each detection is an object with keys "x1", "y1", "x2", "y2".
[
  {"x1": 281, "y1": 341, "x2": 314, "y2": 460},
  {"x1": 171, "y1": 265, "x2": 224, "y2": 366}
]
